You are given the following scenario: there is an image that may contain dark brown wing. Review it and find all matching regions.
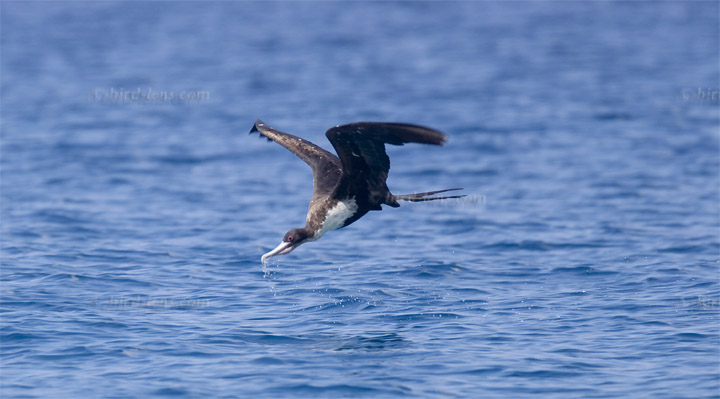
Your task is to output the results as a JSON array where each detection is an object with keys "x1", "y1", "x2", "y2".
[
  {"x1": 325, "y1": 122, "x2": 447, "y2": 206},
  {"x1": 250, "y1": 120, "x2": 342, "y2": 198}
]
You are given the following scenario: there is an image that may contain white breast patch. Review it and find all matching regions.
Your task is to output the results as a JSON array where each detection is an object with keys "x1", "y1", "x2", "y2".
[{"x1": 315, "y1": 198, "x2": 358, "y2": 239}]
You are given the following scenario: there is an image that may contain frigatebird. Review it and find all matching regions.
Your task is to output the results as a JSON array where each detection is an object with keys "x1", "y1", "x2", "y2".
[{"x1": 250, "y1": 120, "x2": 464, "y2": 263}]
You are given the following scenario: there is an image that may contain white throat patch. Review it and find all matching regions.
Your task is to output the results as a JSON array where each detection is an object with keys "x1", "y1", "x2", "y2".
[{"x1": 314, "y1": 198, "x2": 358, "y2": 239}]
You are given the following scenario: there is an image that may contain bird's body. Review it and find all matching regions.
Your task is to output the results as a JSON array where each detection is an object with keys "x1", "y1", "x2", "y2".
[{"x1": 250, "y1": 120, "x2": 464, "y2": 263}]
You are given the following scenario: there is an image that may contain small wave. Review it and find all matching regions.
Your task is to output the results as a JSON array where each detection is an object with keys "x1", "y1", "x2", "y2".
[
  {"x1": 305, "y1": 296, "x2": 368, "y2": 312},
  {"x1": 332, "y1": 333, "x2": 406, "y2": 352},
  {"x1": 152, "y1": 387, "x2": 190, "y2": 397},
  {"x1": 387, "y1": 262, "x2": 467, "y2": 278},
  {"x1": 658, "y1": 244, "x2": 713, "y2": 254},
  {"x1": 228, "y1": 332, "x2": 313, "y2": 346},
  {"x1": 251, "y1": 356, "x2": 285, "y2": 365},
  {"x1": 2, "y1": 332, "x2": 47, "y2": 342},
  {"x1": 483, "y1": 240, "x2": 604, "y2": 252},
  {"x1": 550, "y1": 265, "x2": 619, "y2": 275},
  {"x1": 268, "y1": 383, "x2": 381, "y2": 396},
  {"x1": 506, "y1": 369, "x2": 583, "y2": 379},
  {"x1": 594, "y1": 111, "x2": 634, "y2": 121},
  {"x1": 386, "y1": 312, "x2": 463, "y2": 321},
  {"x1": 460, "y1": 366, "x2": 505, "y2": 375},
  {"x1": 31, "y1": 345, "x2": 96, "y2": 361},
  {"x1": 673, "y1": 332, "x2": 711, "y2": 341}
]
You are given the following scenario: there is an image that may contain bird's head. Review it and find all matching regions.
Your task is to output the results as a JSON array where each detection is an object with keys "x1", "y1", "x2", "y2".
[{"x1": 261, "y1": 228, "x2": 312, "y2": 263}]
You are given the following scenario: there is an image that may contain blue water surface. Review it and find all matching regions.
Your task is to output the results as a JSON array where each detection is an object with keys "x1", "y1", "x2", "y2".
[{"x1": 1, "y1": 2, "x2": 719, "y2": 398}]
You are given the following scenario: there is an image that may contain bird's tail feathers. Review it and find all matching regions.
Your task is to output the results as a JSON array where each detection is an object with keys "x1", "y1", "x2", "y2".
[{"x1": 394, "y1": 188, "x2": 465, "y2": 202}]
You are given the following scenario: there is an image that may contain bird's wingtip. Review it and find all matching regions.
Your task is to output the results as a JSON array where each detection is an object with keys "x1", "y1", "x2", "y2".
[
  {"x1": 438, "y1": 133, "x2": 449, "y2": 146},
  {"x1": 249, "y1": 119, "x2": 264, "y2": 134}
]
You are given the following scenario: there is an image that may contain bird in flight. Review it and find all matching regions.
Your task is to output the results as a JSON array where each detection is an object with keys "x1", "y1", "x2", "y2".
[{"x1": 250, "y1": 120, "x2": 464, "y2": 263}]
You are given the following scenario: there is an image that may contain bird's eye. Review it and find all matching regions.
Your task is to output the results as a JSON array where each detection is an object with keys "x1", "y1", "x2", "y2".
[{"x1": 287, "y1": 236, "x2": 294, "y2": 242}]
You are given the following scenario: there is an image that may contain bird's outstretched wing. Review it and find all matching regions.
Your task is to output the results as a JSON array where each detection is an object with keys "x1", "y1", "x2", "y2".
[
  {"x1": 250, "y1": 120, "x2": 342, "y2": 198},
  {"x1": 325, "y1": 122, "x2": 447, "y2": 204}
]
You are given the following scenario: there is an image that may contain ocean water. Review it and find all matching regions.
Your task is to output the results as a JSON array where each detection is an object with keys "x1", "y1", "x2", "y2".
[{"x1": 1, "y1": 2, "x2": 718, "y2": 398}]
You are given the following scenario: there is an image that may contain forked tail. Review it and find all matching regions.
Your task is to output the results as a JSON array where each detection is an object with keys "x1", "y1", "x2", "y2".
[{"x1": 393, "y1": 188, "x2": 465, "y2": 202}]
